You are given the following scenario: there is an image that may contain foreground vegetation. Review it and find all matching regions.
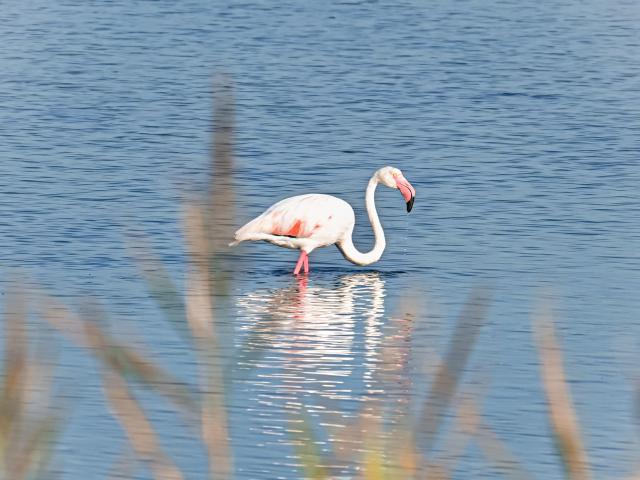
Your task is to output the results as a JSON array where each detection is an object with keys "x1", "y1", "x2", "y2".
[{"x1": 0, "y1": 81, "x2": 631, "y2": 480}]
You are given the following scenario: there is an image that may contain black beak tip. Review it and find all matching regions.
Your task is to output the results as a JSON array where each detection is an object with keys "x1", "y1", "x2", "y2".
[{"x1": 406, "y1": 196, "x2": 415, "y2": 213}]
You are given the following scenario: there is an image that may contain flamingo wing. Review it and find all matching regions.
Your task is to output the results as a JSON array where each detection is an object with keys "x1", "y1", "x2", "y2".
[{"x1": 231, "y1": 194, "x2": 352, "y2": 248}]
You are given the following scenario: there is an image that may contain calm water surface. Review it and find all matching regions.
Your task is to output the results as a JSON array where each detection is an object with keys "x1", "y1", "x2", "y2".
[{"x1": 1, "y1": 0, "x2": 639, "y2": 478}]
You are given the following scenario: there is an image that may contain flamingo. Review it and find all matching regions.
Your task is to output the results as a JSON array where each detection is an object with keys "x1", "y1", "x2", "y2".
[{"x1": 229, "y1": 166, "x2": 416, "y2": 275}]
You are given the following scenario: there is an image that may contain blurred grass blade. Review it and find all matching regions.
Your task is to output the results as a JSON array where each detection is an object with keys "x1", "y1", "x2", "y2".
[
  {"x1": 1, "y1": 285, "x2": 28, "y2": 478},
  {"x1": 128, "y1": 239, "x2": 191, "y2": 343},
  {"x1": 91, "y1": 313, "x2": 199, "y2": 419},
  {"x1": 184, "y1": 259, "x2": 234, "y2": 479},
  {"x1": 1, "y1": 286, "x2": 27, "y2": 449},
  {"x1": 104, "y1": 371, "x2": 183, "y2": 480},
  {"x1": 204, "y1": 75, "x2": 236, "y2": 301},
  {"x1": 361, "y1": 411, "x2": 386, "y2": 480},
  {"x1": 37, "y1": 295, "x2": 89, "y2": 348},
  {"x1": 209, "y1": 75, "x2": 235, "y2": 254},
  {"x1": 534, "y1": 307, "x2": 590, "y2": 480},
  {"x1": 289, "y1": 411, "x2": 330, "y2": 480},
  {"x1": 461, "y1": 398, "x2": 532, "y2": 480},
  {"x1": 1, "y1": 284, "x2": 62, "y2": 480},
  {"x1": 180, "y1": 78, "x2": 239, "y2": 479},
  {"x1": 13, "y1": 414, "x2": 59, "y2": 480},
  {"x1": 97, "y1": 341, "x2": 199, "y2": 422},
  {"x1": 37, "y1": 294, "x2": 198, "y2": 422},
  {"x1": 424, "y1": 392, "x2": 478, "y2": 479},
  {"x1": 420, "y1": 286, "x2": 491, "y2": 453}
]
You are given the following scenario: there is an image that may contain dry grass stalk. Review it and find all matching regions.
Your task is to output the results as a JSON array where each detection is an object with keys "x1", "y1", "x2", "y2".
[
  {"x1": 420, "y1": 287, "x2": 491, "y2": 454},
  {"x1": 0, "y1": 287, "x2": 60, "y2": 480},
  {"x1": 1, "y1": 290, "x2": 27, "y2": 450},
  {"x1": 37, "y1": 295, "x2": 89, "y2": 348},
  {"x1": 289, "y1": 411, "x2": 331, "y2": 480},
  {"x1": 464, "y1": 401, "x2": 532, "y2": 480},
  {"x1": 422, "y1": 392, "x2": 479, "y2": 479},
  {"x1": 420, "y1": 370, "x2": 530, "y2": 480},
  {"x1": 104, "y1": 370, "x2": 183, "y2": 480},
  {"x1": 534, "y1": 308, "x2": 591, "y2": 480},
  {"x1": 189, "y1": 76, "x2": 238, "y2": 479},
  {"x1": 126, "y1": 237, "x2": 191, "y2": 344},
  {"x1": 208, "y1": 75, "x2": 235, "y2": 255},
  {"x1": 37, "y1": 294, "x2": 198, "y2": 423},
  {"x1": 35, "y1": 289, "x2": 203, "y2": 478},
  {"x1": 184, "y1": 202, "x2": 233, "y2": 479}
]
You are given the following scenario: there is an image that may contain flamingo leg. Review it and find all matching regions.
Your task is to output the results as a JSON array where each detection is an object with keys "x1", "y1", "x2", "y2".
[
  {"x1": 303, "y1": 253, "x2": 309, "y2": 273},
  {"x1": 293, "y1": 251, "x2": 308, "y2": 275}
]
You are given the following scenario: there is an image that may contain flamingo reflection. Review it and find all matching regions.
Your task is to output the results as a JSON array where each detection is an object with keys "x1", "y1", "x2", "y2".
[
  {"x1": 234, "y1": 273, "x2": 415, "y2": 476},
  {"x1": 236, "y1": 272, "x2": 386, "y2": 388}
]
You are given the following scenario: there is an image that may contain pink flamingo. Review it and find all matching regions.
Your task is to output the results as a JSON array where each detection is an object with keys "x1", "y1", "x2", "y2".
[{"x1": 230, "y1": 166, "x2": 416, "y2": 275}]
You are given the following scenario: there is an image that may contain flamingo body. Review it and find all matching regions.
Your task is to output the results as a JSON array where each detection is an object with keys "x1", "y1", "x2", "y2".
[
  {"x1": 231, "y1": 193, "x2": 354, "y2": 254},
  {"x1": 230, "y1": 166, "x2": 416, "y2": 274}
]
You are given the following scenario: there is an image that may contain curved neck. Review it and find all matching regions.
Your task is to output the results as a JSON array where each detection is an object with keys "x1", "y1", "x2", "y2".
[{"x1": 338, "y1": 176, "x2": 386, "y2": 266}]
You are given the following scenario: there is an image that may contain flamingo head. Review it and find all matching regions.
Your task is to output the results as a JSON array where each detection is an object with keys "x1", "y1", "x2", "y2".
[{"x1": 376, "y1": 166, "x2": 416, "y2": 212}]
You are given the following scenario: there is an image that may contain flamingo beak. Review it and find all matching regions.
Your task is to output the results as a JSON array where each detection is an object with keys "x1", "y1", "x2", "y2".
[
  {"x1": 395, "y1": 176, "x2": 416, "y2": 213},
  {"x1": 406, "y1": 195, "x2": 415, "y2": 213}
]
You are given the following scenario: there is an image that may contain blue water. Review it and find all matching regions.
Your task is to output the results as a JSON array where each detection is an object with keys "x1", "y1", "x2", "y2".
[{"x1": 1, "y1": 0, "x2": 639, "y2": 478}]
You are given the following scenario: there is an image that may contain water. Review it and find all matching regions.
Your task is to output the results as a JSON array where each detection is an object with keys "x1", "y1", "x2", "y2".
[{"x1": 1, "y1": 0, "x2": 639, "y2": 478}]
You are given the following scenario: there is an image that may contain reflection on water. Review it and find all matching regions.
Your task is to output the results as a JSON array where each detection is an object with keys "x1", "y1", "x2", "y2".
[
  {"x1": 234, "y1": 273, "x2": 415, "y2": 475},
  {"x1": 237, "y1": 273, "x2": 386, "y2": 394}
]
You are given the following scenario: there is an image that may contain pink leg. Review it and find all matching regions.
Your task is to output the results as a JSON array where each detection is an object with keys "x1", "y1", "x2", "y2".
[
  {"x1": 293, "y1": 251, "x2": 308, "y2": 275},
  {"x1": 303, "y1": 253, "x2": 309, "y2": 274}
]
